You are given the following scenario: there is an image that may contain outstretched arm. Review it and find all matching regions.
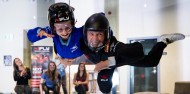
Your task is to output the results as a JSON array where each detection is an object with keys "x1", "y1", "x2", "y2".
[
  {"x1": 27, "y1": 26, "x2": 54, "y2": 43},
  {"x1": 57, "y1": 54, "x2": 76, "y2": 68},
  {"x1": 73, "y1": 73, "x2": 78, "y2": 86}
]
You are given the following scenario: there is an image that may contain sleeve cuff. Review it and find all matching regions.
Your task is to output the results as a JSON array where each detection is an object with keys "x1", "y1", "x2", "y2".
[
  {"x1": 108, "y1": 56, "x2": 116, "y2": 67},
  {"x1": 37, "y1": 28, "x2": 41, "y2": 34}
]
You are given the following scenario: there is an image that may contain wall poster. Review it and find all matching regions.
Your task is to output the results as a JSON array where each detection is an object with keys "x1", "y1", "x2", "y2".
[
  {"x1": 30, "y1": 46, "x2": 53, "y2": 92},
  {"x1": 4, "y1": 55, "x2": 12, "y2": 66}
]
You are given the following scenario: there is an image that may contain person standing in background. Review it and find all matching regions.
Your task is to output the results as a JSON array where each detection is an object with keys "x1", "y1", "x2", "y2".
[
  {"x1": 73, "y1": 62, "x2": 89, "y2": 94},
  {"x1": 13, "y1": 58, "x2": 31, "y2": 94},
  {"x1": 55, "y1": 55, "x2": 68, "y2": 94}
]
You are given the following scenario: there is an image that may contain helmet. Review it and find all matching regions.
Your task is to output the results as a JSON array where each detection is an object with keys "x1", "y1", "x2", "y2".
[
  {"x1": 48, "y1": 2, "x2": 75, "y2": 34},
  {"x1": 83, "y1": 13, "x2": 111, "y2": 51}
]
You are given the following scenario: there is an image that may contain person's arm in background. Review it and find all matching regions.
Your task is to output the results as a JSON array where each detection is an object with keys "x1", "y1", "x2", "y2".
[
  {"x1": 57, "y1": 73, "x2": 61, "y2": 88},
  {"x1": 24, "y1": 67, "x2": 31, "y2": 79},
  {"x1": 13, "y1": 71, "x2": 21, "y2": 81},
  {"x1": 27, "y1": 26, "x2": 54, "y2": 43},
  {"x1": 73, "y1": 73, "x2": 78, "y2": 86}
]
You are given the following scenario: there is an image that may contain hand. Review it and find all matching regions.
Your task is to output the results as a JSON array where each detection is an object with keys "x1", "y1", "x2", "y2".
[
  {"x1": 19, "y1": 66, "x2": 26, "y2": 76},
  {"x1": 94, "y1": 60, "x2": 109, "y2": 72},
  {"x1": 37, "y1": 30, "x2": 54, "y2": 38},
  {"x1": 77, "y1": 81, "x2": 82, "y2": 85},
  {"x1": 59, "y1": 58, "x2": 76, "y2": 68},
  {"x1": 57, "y1": 81, "x2": 61, "y2": 87},
  {"x1": 75, "y1": 81, "x2": 79, "y2": 86},
  {"x1": 20, "y1": 69, "x2": 27, "y2": 76}
]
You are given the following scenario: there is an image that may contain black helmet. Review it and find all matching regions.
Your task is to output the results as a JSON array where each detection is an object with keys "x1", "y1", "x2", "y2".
[
  {"x1": 83, "y1": 13, "x2": 111, "y2": 51},
  {"x1": 48, "y1": 2, "x2": 75, "y2": 34}
]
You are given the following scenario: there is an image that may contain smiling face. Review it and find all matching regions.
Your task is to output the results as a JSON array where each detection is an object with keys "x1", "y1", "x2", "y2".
[
  {"x1": 49, "y1": 62, "x2": 56, "y2": 71},
  {"x1": 54, "y1": 21, "x2": 73, "y2": 40},
  {"x1": 14, "y1": 58, "x2": 22, "y2": 66},
  {"x1": 87, "y1": 31, "x2": 105, "y2": 48}
]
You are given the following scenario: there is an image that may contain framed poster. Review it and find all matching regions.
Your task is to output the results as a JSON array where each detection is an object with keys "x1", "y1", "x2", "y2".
[{"x1": 4, "y1": 55, "x2": 12, "y2": 66}]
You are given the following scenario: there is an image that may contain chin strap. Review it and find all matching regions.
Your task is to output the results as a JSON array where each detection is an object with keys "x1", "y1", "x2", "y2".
[
  {"x1": 88, "y1": 39, "x2": 110, "y2": 53},
  {"x1": 88, "y1": 44, "x2": 104, "y2": 52},
  {"x1": 104, "y1": 39, "x2": 110, "y2": 53}
]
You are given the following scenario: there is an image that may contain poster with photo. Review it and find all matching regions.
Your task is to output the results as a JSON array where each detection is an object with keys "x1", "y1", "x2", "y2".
[
  {"x1": 4, "y1": 55, "x2": 12, "y2": 66},
  {"x1": 30, "y1": 46, "x2": 53, "y2": 91}
]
